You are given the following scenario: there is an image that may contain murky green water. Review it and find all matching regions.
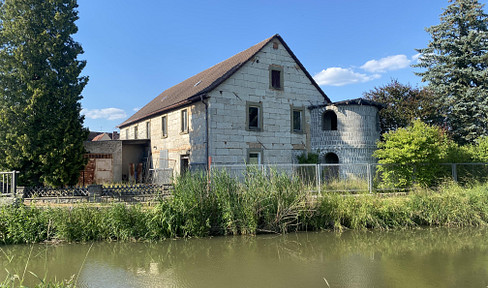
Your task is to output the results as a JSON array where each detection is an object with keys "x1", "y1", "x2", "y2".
[{"x1": 1, "y1": 228, "x2": 488, "y2": 288}]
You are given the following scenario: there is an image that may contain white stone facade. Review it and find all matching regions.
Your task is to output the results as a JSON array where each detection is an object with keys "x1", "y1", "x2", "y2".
[
  {"x1": 204, "y1": 40, "x2": 325, "y2": 165},
  {"x1": 119, "y1": 37, "x2": 381, "y2": 174},
  {"x1": 310, "y1": 104, "x2": 380, "y2": 164}
]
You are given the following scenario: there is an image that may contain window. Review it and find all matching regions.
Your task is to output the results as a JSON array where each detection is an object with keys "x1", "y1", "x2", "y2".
[
  {"x1": 269, "y1": 65, "x2": 283, "y2": 90},
  {"x1": 146, "y1": 122, "x2": 151, "y2": 139},
  {"x1": 322, "y1": 110, "x2": 337, "y2": 131},
  {"x1": 134, "y1": 125, "x2": 138, "y2": 139},
  {"x1": 161, "y1": 115, "x2": 168, "y2": 138},
  {"x1": 247, "y1": 149, "x2": 262, "y2": 165},
  {"x1": 181, "y1": 109, "x2": 188, "y2": 133},
  {"x1": 291, "y1": 106, "x2": 304, "y2": 133},
  {"x1": 125, "y1": 129, "x2": 128, "y2": 140},
  {"x1": 246, "y1": 101, "x2": 262, "y2": 131}
]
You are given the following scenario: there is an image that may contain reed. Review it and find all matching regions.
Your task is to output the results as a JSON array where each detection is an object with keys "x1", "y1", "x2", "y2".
[{"x1": 1, "y1": 171, "x2": 488, "y2": 244}]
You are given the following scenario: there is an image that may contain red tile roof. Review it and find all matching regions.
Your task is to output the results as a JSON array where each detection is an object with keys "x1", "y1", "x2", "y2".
[{"x1": 119, "y1": 34, "x2": 329, "y2": 128}]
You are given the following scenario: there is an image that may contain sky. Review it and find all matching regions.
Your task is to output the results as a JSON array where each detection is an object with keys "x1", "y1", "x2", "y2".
[{"x1": 75, "y1": 0, "x2": 488, "y2": 132}]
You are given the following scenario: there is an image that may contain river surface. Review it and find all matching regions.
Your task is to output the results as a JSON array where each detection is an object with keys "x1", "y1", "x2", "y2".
[{"x1": 1, "y1": 228, "x2": 488, "y2": 288}]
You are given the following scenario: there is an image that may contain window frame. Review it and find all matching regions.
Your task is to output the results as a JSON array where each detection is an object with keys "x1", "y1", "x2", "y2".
[
  {"x1": 290, "y1": 105, "x2": 305, "y2": 134},
  {"x1": 146, "y1": 121, "x2": 151, "y2": 139},
  {"x1": 180, "y1": 108, "x2": 189, "y2": 134},
  {"x1": 269, "y1": 64, "x2": 283, "y2": 91},
  {"x1": 246, "y1": 101, "x2": 263, "y2": 132},
  {"x1": 247, "y1": 148, "x2": 263, "y2": 165},
  {"x1": 161, "y1": 115, "x2": 168, "y2": 138}
]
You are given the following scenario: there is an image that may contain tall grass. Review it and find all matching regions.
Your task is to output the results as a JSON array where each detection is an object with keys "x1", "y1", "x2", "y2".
[{"x1": 1, "y1": 170, "x2": 488, "y2": 245}]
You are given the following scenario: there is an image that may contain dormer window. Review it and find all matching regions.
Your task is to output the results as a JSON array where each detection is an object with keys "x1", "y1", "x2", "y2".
[{"x1": 269, "y1": 65, "x2": 283, "y2": 90}]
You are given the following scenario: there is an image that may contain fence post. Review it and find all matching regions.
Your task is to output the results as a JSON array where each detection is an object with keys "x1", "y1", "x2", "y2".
[
  {"x1": 367, "y1": 164, "x2": 372, "y2": 194},
  {"x1": 451, "y1": 163, "x2": 458, "y2": 182},
  {"x1": 11, "y1": 171, "x2": 17, "y2": 195},
  {"x1": 316, "y1": 164, "x2": 321, "y2": 195}
]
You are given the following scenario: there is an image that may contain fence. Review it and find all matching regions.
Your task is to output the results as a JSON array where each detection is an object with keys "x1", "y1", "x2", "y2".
[
  {"x1": 211, "y1": 163, "x2": 488, "y2": 194},
  {"x1": 22, "y1": 183, "x2": 171, "y2": 204},
  {"x1": 0, "y1": 171, "x2": 18, "y2": 195}
]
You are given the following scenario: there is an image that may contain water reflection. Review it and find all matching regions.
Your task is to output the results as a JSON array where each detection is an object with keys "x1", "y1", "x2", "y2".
[{"x1": 1, "y1": 228, "x2": 488, "y2": 288}]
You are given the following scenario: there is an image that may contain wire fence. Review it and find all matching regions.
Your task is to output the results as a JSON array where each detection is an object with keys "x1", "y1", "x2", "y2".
[{"x1": 209, "y1": 163, "x2": 488, "y2": 194}]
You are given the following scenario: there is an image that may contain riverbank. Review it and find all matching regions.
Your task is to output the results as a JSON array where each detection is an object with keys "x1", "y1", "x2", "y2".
[{"x1": 1, "y1": 171, "x2": 488, "y2": 244}]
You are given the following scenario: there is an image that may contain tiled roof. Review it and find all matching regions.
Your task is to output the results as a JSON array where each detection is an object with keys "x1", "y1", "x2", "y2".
[{"x1": 119, "y1": 34, "x2": 329, "y2": 128}]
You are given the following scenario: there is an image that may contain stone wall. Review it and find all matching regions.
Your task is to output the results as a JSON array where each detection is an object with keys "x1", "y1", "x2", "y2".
[
  {"x1": 310, "y1": 104, "x2": 380, "y2": 164},
  {"x1": 205, "y1": 40, "x2": 325, "y2": 165},
  {"x1": 122, "y1": 102, "x2": 207, "y2": 174}
]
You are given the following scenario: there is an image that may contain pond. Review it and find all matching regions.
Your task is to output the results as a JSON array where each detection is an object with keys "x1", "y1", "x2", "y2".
[{"x1": 1, "y1": 228, "x2": 488, "y2": 287}]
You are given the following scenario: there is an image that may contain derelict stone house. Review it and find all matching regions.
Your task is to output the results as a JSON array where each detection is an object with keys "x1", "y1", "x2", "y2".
[{"x1": 117, "y1": 34, "x2": 381, "y2": 175}]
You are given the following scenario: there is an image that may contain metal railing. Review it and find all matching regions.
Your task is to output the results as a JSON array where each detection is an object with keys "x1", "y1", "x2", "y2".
[
  {"x1": 210, "y1": 163, "x2": 488, "y2": 194},
  {"x1": 0, "y1": 171, "x2": 18, "y2": 195}
]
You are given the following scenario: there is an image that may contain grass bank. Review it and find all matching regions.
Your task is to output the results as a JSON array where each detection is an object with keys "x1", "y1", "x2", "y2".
[{"x1": 1, "y1": 170, "x2": 488, "y2": 244}]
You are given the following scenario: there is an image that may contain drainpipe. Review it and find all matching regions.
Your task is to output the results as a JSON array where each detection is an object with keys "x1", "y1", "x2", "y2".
[{"x1": 200, "y1": 95, "x2": 210, "y2": 170}]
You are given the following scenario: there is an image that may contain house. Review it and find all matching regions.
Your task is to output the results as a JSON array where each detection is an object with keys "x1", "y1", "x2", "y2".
[{"x1": 117, "y1": 34, "x2": 381, "y2": 176}]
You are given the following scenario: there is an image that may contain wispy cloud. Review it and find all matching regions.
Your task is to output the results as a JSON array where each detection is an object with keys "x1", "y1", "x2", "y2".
[
  {"x1": 82, "y1": 108, "x2": 127, "y2": 121},
  {"x1": 313, "y1": 67, "x2": 380, "y2": 87},
  {"x1": 133, "y1": 107, "x2": 141, "y2": 112},
  {"x1": 314, "y1": 54, "x2": 419, "y2": 87},
  {"x1": 360, "y1": 54, "x2": 411, "y2": 73}
]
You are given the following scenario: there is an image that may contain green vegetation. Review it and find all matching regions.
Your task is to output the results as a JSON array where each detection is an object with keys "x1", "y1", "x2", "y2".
[
  {"x1": 374, "y1": 121, "x2": 488, "y2": 189},
  {"x1": 363, "y1": 80, "x2": 440, "y2": 134},
  {"x1": 415, "y1": 0, "x2": 488, "y2": 144},
  {"x1": 0, "y1": 0, "x2": 88, "y2": 186},
  {"x1": 1, "y1": 170, "x2": 488, "y2": 245}
]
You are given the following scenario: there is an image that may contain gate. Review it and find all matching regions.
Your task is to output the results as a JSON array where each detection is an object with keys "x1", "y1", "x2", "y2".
[{"x1": 0, "y1": 171, "x2": 17, "y2": 195}]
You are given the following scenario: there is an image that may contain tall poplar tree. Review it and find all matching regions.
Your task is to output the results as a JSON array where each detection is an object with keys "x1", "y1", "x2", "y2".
[
  {"x1": 415, "y1": 0, "x2": 488, "y2": 144},
  {"x1": 0, "y1": 0, "x2": 88, "y2": 186}
]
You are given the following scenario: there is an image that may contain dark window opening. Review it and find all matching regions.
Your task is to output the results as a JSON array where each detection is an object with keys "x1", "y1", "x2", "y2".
[
  {"x1": 162, "y1": 116, "x2": 167, "y2": 137},
  {"x1": 271, "y1": 70, "x2": 281, "y2": 89},
  {"x1": 249, "y1": 106, "x2": 260, "y2": 130},
  {"x1": 322, "y1": 110, "x2": 338, "y2": 131},
  {"x1": 134, "y1": 126, "x2": 138, "y2": 139},
  {"x1": 181, "y1": 109, "x2": 188, "y2": 133},
  {"x1": 293, "y1": 109, "x2": 303, "y2": 132},
  {"x1": 180, "y1": 155, "x2": 189, "y2": 174},
  {"x1": 323, "y1": 152, "x2": 339, "y2": 180}
]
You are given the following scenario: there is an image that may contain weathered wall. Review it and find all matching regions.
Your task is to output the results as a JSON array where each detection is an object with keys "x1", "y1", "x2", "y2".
[
  {"x1": 205, "y1": 40, "x2": 325, "y2": 165},
  {"x1": 310, "y1": 104, "x2": 380, "y2": 164},
  {"x1": 83, "y1": 141, "x2": 123, "y2": 182},
  {"x1": 121, "y1": 103, "x2": 207, "y2": 174}
]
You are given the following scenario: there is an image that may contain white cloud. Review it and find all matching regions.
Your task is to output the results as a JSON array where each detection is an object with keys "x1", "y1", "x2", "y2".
[
  {"x1": 360, "y1": 55, "x2": 411, "y2": 73},
  {"x1": 82, "y1": 108, "x2": 127, "y2": 121},
  {"x1": 411, "y1": 53, "x2": 421, "y2": 63},
  {"x1": 133, "y1": 107, "x2": 141, "y2": 112},
  {"x1": 313, "y1": 67, "x2": 381, "y2": 86}
]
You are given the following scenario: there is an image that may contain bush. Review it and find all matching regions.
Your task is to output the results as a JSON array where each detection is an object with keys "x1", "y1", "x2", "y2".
[{"x1": 374, "y1": 120, "x2": 451, "y2": 188}]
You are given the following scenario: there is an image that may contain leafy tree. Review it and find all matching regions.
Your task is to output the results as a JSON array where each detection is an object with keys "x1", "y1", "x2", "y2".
[
  {"x1": 0, "y1": 0, "x2": 88, "y2": 186},
  {"x1": 415, "y1": 0, "x2": 488, "y2": 144},
  {"x1": 373, "y1": 120, "x2": 452, "y2": 188},
  {"x1": 363, "y1": 79, "x2": 440, "y2": 133}
]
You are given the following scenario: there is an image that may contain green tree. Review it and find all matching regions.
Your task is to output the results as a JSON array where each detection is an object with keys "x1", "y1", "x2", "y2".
[
  {"x1": 373, "y1": 120, "x2": 452, "y2": 188},
  {"x1": 415, "y1": 0, "x2": 488, "y2": 144},
  {"x1": 0, "y1": 0, "x2": 88, "y2": 186},
  {"x1": 363, "y1": 79, "x2": 440, "y2": 134}
]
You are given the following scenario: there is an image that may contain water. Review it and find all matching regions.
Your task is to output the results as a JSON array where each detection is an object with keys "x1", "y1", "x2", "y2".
[{"x1": 1, "y1": 228, "x2": 488, "y2": 288}]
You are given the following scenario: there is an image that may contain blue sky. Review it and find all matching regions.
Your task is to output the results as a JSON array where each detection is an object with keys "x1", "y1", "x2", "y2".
[{"x1": 76, "y1": 0, "x2": 488, "y2": 132}]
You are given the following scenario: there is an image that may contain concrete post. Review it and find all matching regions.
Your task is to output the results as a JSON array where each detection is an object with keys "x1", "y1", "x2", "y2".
[{"x1": 88, "y1": 184, "x2": 102, "y2": 202}]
